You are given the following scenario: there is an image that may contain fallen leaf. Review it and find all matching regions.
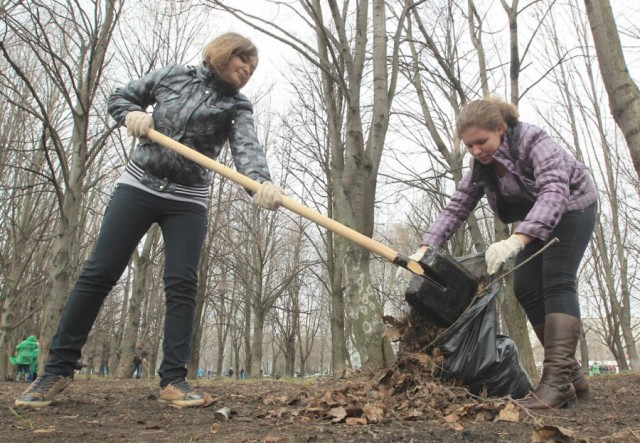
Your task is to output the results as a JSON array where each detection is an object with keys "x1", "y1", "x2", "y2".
[
  {"x1": 201, "y1": 391, "x2": 216, "y2": 407},
  {"x1": 403, "y1": 409, "x2": 423, "y2": 420},
  {"x1": 532, "y1": 425, "x2": 585, "y2": 443},
  {"x1": 320, "y1": 390, "x2": 336, "y2": 406},
  {"x1": 346, "y1": 417, "x2": 367, "y2": 426},
  {"x1": 362, "y1": 403, "x2": 386, "y2": 423},
  {"x1": 210, "y1": 423, "x2": 221, "y2": 434},
  {"x1": 328, "y1": 406, "x2": 347, "y2": 423},
  {"x1": 33, "y1": 428, "x2": 56, "y2": 434},
  {"x1": 444, "y1": 413, "x2": 460, "y2": 423},
  {"x1": 497, "y1": 403, "x2": 520, "y2": 423},
  {"x1": 473, "y1": 410, "x2": 495, "y2": 422},
  {"x1": 334, "y1": 391, "x2": 348, "y2": 404},
  {"x1": 383, "y1": 325, "x2": 403, "y2": 342},
  {"x1": 609, "y1": 429, "x2": 639, "y2": 440}
]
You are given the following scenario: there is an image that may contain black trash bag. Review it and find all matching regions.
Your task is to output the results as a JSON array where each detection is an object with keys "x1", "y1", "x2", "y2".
[{"x1": 436, "y1": 282, "x2": 533, "y2": 399}]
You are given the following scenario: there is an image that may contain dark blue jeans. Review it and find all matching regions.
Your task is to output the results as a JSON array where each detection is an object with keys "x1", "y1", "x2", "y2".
[
  {"x1": 46, "y1": 185, "x2": 207, "y2": 386},
  {"x1": 134, "y1": 362, "x2": 143, "y2": 379},
  {"x1": 513, "y1": 203, "x2": 596, "y2": 326}
]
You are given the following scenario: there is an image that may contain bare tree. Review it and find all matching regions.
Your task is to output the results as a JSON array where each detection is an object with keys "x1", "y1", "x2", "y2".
[
  {"x1": 535, "y1": 2, "x2": 640, "y2": 371},
  {"x1": 0, "y1": 95, "x2": 57, "y2": 378},
  {"x1": 296, "y1": 281, "x2": 325, "y2": 376},
  {"x1": 274, "y1": 65, "x2": 349, "y2": 373},
  {"x1": 204, "y1": 0, "x2": 410, "y2": 368},
  {"x1": 0, "y1": 0, "x2": 122, "y2": 371},
  {"x1": 584, "y1": 0, "x2": 640, "y2": 179}
]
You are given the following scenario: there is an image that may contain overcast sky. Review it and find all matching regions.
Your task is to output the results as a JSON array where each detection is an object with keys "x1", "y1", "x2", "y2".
[{"x1": 206, "y1": 0, "x2": 639, "y2": 113}]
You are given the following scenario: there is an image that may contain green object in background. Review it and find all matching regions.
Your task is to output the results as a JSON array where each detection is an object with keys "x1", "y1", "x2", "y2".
[{"x1": 10, "y1": 335, "x2": 39, "y2": 372}]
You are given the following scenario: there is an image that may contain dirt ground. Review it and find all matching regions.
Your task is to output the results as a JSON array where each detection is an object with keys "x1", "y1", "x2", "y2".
[{"x1": 1, "y1": 365, "x2": 639, "y2": 443}]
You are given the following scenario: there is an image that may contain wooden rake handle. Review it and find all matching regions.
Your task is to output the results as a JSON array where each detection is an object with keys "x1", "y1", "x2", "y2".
[{"x1": 146, "y1": 129, "x2": 424, "y2": 276}]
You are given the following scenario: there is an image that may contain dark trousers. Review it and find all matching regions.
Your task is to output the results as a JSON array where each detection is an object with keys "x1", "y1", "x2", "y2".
[
  {"x1": 46, "y1": 185, "x2": 207, "y2": 385},
  {"x1": 134, "y1": 363, "x2": 143, "y2": 379},
  {"x1": 513, "y1": 203, "x2": 596, "y2": 326}
]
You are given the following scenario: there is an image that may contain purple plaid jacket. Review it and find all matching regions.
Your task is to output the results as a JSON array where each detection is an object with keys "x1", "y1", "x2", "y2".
[{"x1": 422, "y1": 122, "x2": 597, "y2": 246}]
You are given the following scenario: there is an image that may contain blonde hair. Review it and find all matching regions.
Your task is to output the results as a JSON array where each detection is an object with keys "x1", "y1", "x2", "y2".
[
  {"x1": 202, "y1": 33, "x2": 258, "y2": 78},
  {"x1": 455, "y1": 97, "x2": 519, "y2": 139}
]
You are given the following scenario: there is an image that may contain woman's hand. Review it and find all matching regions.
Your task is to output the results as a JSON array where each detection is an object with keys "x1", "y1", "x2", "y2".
[
  {"x1": 485, "y1": 234, "x2": 525, "y2": 275},
  {"x1": 125, "y1": 111, "x2": 154, "y2": 138},
  {"x1": 253, "y1": 181, "x2": 284, "y2": 211}
]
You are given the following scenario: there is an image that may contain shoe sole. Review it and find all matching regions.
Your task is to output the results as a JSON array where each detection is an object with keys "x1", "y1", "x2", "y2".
[
  {"x1": 14, "y1": 399, "x2": 53, "y2": 408},
  {"x1": 158, "y1": 398, "x2": 206, "y2": 407}
]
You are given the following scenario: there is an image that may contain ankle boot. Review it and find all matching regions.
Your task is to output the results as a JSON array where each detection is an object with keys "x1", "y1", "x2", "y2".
[
  {"x1": 532, "y1": 323, "x2": 591, "y2": 400},
  {"x1": 519, "y1": 313, "x2": 579, "y2": 409}
]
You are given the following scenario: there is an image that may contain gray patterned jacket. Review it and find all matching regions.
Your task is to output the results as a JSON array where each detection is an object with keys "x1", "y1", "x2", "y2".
[{"x1": 108, "y1": 63, "x2": 272, "y2": 189}]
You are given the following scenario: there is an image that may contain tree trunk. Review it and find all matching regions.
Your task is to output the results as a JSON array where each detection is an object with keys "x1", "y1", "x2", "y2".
[
  {"x1": 40, "y1": 174, "x2": 85, "y2": 369},
  {"x1": 328, "y1": 223, "x2": 348, "y2": 372},
  {"x1": 499, "y1": 277, "x2": 537, "y2": 379},
  {"x1": 584, "y1": 0, "x2": 640, "y2": 179},
  {"x1": 249, "y1": 307, "x2": 266, "y2": 378},
  {"x1": 215, "y1": 271, "x2": 232, "y2": 377},
  {"x1": 188, "y1": 236, "x2": 210, "y2": 379},
  {"x1": 114, "y1": 226, "x2": 160, "y2": 378},
  {"x1": 243, "y1": 290, "x2": 252, "y2": 377}
]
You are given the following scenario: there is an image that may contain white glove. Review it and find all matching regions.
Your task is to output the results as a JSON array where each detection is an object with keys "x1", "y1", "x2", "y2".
[
  {"x1": 253, "y1": 181, "x2": 284, "y2": 211},
  {"x1": 485, "y1": 234, "x2": 525, "y2": 275},
  {"x1": 396, "y1": 247, "x2": 427, "y2": 279},
  {"x1": 124, "y1": 111, "x2": 154, "y2": 138}
]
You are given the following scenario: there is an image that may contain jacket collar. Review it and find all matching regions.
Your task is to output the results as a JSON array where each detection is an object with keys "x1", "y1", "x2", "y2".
[{"x1": 197, "y1": 62, "x2": 238, "y2": 95}]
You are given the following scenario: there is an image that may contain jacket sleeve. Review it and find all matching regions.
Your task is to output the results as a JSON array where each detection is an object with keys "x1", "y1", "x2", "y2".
[
  {"x1": 228, "y1": 96, "x2": 272, "y2": 185},
  {"x1": 422, "y1": 171, "x2": 484, "y2": 247},
  {"x1": 514, "y1": 127, "x2": 570, "y2": 240},
  {"x1": 107, "y1": 64, "x2": 177, "y2": 124}
]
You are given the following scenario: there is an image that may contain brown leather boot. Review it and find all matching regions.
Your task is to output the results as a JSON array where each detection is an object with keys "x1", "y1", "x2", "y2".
[
  {"x1": 532, "y1": 323, "x2": 592, "y2": 400},
  {"x1": 519, "y1": 314, "x2": 579, "y2": 409}
]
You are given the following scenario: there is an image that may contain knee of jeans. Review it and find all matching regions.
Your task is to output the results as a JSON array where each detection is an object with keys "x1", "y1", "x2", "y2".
[
  {"x1": 164, "y1": 272, "x2": 198, "y2": 292},
  {"x1": 545, "y1": 279, "x2": 577, "y2": 295}
]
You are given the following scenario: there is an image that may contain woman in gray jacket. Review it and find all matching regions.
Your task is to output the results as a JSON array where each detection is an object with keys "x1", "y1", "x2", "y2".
[
  {"x1": 415, "y1": 97, "x2": 597, "y2": 410},
  {"x1": 16, "y1": 33, "x2": 282, "y2": 408}
]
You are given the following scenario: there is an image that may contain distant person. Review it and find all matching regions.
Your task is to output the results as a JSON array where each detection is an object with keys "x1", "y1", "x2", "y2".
[
  {"x1": 240, "y1": 368, "x2": 246, "y2": 380},
  {"x1": 15, "y1": 33, "x2": 283, "y2": 409},
  {"x1": 10, "y1": 336, "x2": 39, "y2": 383},
  {"x1": 413, "y1": 97, "x2": 597, "y2": 410},
  {"x1": 228, "y1": 368, "x2": 234, "y2": 378},
  {"x1": 133, "y1": 342, "x2": 148, "y2": 379}
]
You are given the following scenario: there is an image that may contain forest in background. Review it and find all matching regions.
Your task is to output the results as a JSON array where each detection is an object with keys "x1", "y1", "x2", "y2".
[{"x1": 0, "y1": 0, "x2": 638, "y2": 383}]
